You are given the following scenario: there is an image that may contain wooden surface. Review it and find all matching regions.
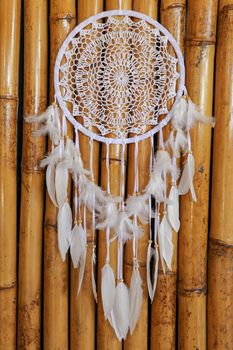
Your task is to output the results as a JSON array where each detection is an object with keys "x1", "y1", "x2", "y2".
[
  {"x1": 17, "y1": 1, "x2": 47, "y2": 349},
  {"x1": 123, "y1": 2, "x2": 158, "y2": 350},
  {"x1": 1, "y1": 1, "x2": 233, "y2": 349},
  {"x1": 70, "y1": 1, "x2": 103, "y2": 350},
  {"x1": 43, "y1": 1, "x2": 76, "y2": 349},
  {"x1": 0, "y1": 1, "x2": 21, "y2": 349},
  {"x1": 178, "y1": 1, "x2": 218, "y2": 349},
  {"x1": 151, "y1": 1, "x2": 186, "y2": 349},
  {"x1": 208, "y1": 1, "x2": 233, "y2": 349}
]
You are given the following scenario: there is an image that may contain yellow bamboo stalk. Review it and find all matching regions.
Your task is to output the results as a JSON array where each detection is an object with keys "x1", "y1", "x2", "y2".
[
  {"x1": 97, "y1": 1, "x2": 132, "y2": 349},
  {"x1": 178, "y1": 1, "x2": 218, "y2": 349},
  {"x1": 43, "y1": 2, "x2": 76, "y2": 349},
  {"x1": 124, "y1": 2, "x2": 158, "y2": 349},
  {"x1": 70, "y1": 1, "x2": 103, "y2": 349},
  {"x1": 0, "y1": 1, "x2": 21, "y2": 349},
  {"x1": 17, "y1": 1, "x2": 47, "y2": 349},
  {"x1": 208, "y1": 1, "x2": 233, "y2": 349},
  {"x1": 151, "y1": 1, "x2": 186, "y2": 349}
]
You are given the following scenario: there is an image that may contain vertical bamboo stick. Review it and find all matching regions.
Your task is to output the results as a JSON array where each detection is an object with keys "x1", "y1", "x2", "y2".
[
  {"x1": 43, "y1": 2, "x2": 76, "y2": 349},
  {"x1": 97, "y1": 1, "x2": 132, "y2": 349},
  {"x1": 70, "y1": 1, "x2": 103, "y2": 349},
  {"x1": 17, "y1": 1, "x2": 47, "y2": 349},
  {"x1": 124, "y1": 2, "x2": 158, "y2": 350},
  {"x1": 208, "y1": 1, "x2": 233, "y2": 349},
  {"x1": 178, "y1": 1, "x2": 218, "y2": 349},
  {"x1": 151, "y1": 1, "x2": 186, "y2": 349},
  {"x1": 0, "y1": 1, "x2": 21, "y2": 349}
]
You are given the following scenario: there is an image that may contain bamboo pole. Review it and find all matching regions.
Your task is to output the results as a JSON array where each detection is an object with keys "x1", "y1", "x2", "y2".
[
  {"x1": 208, "y1": 1, "x2": 233, "y2": 349},
  {"x1": 0, "y1": 1, "x2": 21, "y2": 349},
  {"x1": 178, "y1": 1, "x2": 218, "y2": 349},
  {"x1": 17, "y1": 1, "x2": 47, "y2": 349},
  {"x1": 43, "y1": 2, "x2": 76, "y2": 349},
  {"x1": 151, "y1": 1, "x2": 186, "y2": 349},
  {"x1": 123, "y1": 2, "x2": 158, "y2": 350},
  {"x1": 96, "y1": 1, "x2": 132, "y2": 349},
  {"x1": 70, "y1": 1, "x2": 103, "y2": 350}
]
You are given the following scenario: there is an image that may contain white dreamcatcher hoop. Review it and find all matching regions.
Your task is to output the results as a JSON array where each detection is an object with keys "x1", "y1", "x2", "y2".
[
  {"x1": 26, "y1": 7, "x2": 214, "y2": 341},
  {"x1": 54, "y1": 10, "x2": 186, "y2": 145}
]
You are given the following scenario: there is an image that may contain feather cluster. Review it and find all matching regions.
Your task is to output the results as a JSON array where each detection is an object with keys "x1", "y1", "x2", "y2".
[{"x1": 26, "y1": 96, "x2": 215, "y2": 340}]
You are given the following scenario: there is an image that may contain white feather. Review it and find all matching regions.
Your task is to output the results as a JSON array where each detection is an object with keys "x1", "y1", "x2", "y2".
[
  {"x1": 158, "y1": 214, "x2": 173, "y2": 272},
  {"x1": 167, "y1": 186, "x2": 180, "y2": 232},
  {"x1": 167, "y1": 129, "x2": 188, "y2": 157},
  {"x1": 57, "y1": 202, "x2": 72, "y2": 261},
  {"x1": 101, "y1": 264, "x2": 116, "y2": 319},
  {"x1": 55, "y1": 164, "x2": 69, "y2": 207},
  {"x1": 172, "y1": 97, "x2": 188, "y2": 130},
  {"x1": 108, "y1": 311, "x2": 123, "y2": 341},
  {"x1": 25, "y1": 105, "x2": 54, "y2": 124},
  {"x1": 65, "y1": 139, "x2": 90, "y2": 178},
  {"x1": 146, "y1": 172, "x2": 165, "y2": 203},
  {"x1": 152, "y1": 246, "x2": 159, "y2": 300},
  {"x1": 46, "y1": 164, "x2": 58, "y2": 207},
  {"x1": 70, "y1": 224, "x2": 86, "y2": 268},
  {"x1": 147, "y1": 244, "x2": 154, "y2": 301},
  {"x1": 115, "y1": 212, "x2": 143, "y2": 243},
  {"x1": 187, "y1": 99, "x2": 215, "y2": 129},
  {"x1": 178, "y1": 153, "x2": 197, "y2": 201},
  {"x1": 27, "y1": 104, "x2": 61, "y2": 145},
  {"x1": 92, "y1": 250, "x2": 97, "y2": 302},
  {"x1": 80, "y1": 179, "x2": 106, "y2": 212},
  {"x1": 32, "y1": 120, "x2": 60, "y2": 145},
  {"x1": 78, "y1": 249, "x2": 86, "y2": 295},
  {"x1": 112, "y1": 282, "x2": 129, "y2": 340},
  {"x1": 40, "y1": 143, "x2": 61, "y2": 168},
  {"x1": 96, "y1": 202, "x2": 119, "y2": 230},
  {"x1": 126, "y1": 194, "x2": 149, "y2": 224},
  {"x1": 175, "y1": 129, "x2": 188, "y2": 154},
  {"x1": 147, "y1": 245, "x2": 159, "y2": 302},
  {"x1": 129, "y1": 268, "x2": 143, "y2": 334},
  {"x1": 155, "y1": 150, "x2": 180, "y2": 180}
]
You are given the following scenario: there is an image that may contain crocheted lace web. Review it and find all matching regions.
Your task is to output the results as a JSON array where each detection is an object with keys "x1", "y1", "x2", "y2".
[{"x1": 57, "y1": 15, "x2": 180, "y2": 139}]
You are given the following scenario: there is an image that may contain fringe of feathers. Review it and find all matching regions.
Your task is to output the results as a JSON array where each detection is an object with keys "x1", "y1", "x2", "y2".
[{"x1": 26, "y1": 95, "x2": 215, "y2": 339}]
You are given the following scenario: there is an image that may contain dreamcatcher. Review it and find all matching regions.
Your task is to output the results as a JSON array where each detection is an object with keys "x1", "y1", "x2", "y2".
[{"x1": 26, "y1": 4, "x2": 214, "y2": 340}]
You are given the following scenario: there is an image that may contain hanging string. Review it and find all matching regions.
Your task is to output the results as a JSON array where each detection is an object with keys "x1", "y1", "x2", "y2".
[
  {"x1": 75, "y1": 128, "x2": 80, "y2": 154},
  {"x1": 89, "y1": 136, "x2": 96, "y2": 251},
  {"x1": 133, "y1": 140, "x2": 139, "y2": 195},
  {"x1": 106, "y1": 142, "x2": 110, "y2": 194},
  {"x1": 149, "y1": 136, "x2": 154, "y2": 242},
  {"x1": 187, "y1": 129, "x2": 192, "y2": 153},
  {"x1": 133, "y1": 140, "x2": 139, "y2": 263},
  {"x1": 120, "y1": 142, "x2": 126, "y2": 210},
  {"x1": 106, "y1": 142, "x2": 110, "y2": 263},
  {"x1": 119, "y1": 0, "x2": 122, "y2": 10},
  {"x1": 89, "y1": 137, "x2": 94, "y2": 178},
  {"x1": 172, "y1": 155, "x2": 177, "y2": 187},
  {"x1": 118, "y1": 143, "x2": 126, "y2": 281},
  {"x1": 83, "y1": 204, "x2": 87, "y2": 234},
  {"x1": 62, "y1": 113, "x2": 67, "y2": 138},
  {"x1": 74, "y1": 174, "x2": 78, "y2": 223},
  {"x1": 159, "y1": 127, "x2": 164, "y2": 150}
]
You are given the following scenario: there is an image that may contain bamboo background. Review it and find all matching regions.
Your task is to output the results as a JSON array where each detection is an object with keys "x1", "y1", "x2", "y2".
[{"x1": 0, "y1": 0, "x2": 232, "y2": 349}]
